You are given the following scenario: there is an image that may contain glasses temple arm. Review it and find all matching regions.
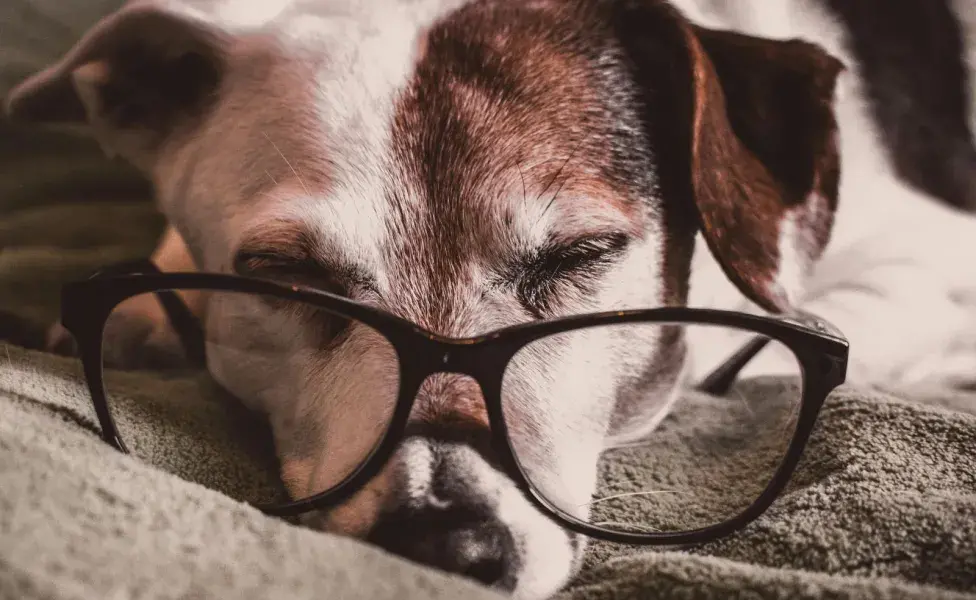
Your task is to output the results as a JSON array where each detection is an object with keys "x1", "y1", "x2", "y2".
[
  {"x1": 693, "y1": 335, "x2": 771, "y2": 396},
  {"x1": 157, "y1": 287, "x2": 208, "y2": 369}
]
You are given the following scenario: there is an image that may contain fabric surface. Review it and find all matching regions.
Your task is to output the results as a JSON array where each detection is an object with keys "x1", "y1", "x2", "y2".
[{"x1": 2, "y1": 2, "x2": 976, "y2": 600}]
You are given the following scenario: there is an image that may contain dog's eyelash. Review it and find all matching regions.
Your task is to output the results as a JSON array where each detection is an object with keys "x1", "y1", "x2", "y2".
[
  {"x1": 514, "y1": 233, "x2": 630, "y2": 317},
  {"x1": 534, "y1": 234, "x2": 630, "y2": 274},
  {"x1": 232, "y1": 251, "x2": 361, "y2": 343},
  {"x1": 241, "y1": 279, "x2": 353, "y2": 348},
  {"x1": 233, "y1": 251, "x2": 378, "y2": 296}
]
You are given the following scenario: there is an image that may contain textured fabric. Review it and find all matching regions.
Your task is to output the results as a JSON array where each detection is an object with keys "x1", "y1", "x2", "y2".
[
  {"x1": 1, "y1": 2, "x2": 975, "y2": 599},
  {"x1": 3, "y1": 341, "x2": 976, "y2": 600}
]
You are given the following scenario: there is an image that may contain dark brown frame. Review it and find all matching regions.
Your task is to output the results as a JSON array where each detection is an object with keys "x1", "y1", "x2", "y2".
[{"x1": 60, "y1": 259, "x2": 849, "y2": 546}]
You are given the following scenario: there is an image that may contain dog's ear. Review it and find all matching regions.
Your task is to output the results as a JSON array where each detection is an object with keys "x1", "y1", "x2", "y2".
[
  {"x1": 4, "y1": 1, "x2": 229, "y2": 168},
  {"x1": 618, "y1": 3, "x2": 844, "y2": 312}
]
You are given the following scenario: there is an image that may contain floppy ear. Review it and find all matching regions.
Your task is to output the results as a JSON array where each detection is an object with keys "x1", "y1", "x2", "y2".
[
  {"x1": 3, "y1": 1, "x2": 229, "y2": 169},
  {"x1": 618, "y1": 2, "x2": 844, "y2": 312}
]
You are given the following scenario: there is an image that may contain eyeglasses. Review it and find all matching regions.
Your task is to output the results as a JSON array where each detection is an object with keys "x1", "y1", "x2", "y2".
[{"x1": 60, "y1": 258, "x2": 848, "y2": 546}]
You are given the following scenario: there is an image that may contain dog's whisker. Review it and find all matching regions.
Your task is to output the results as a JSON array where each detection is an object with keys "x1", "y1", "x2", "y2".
[
  {"x1": 581, "y1": 489, "x2": 685, "y2": 507},
  {"x1": 538, "y1": 140, "x2": 583, "y2": 200},
  {"x1": 602, "y1": 439, "x2": 656, "y2": 450},
  {"x1": 729, "y1": 386, "x2": 756, "y2": 418},
  {"x1": 589, "y1": 521, "x2": 663, "y2": 533},
  {"x1": 262, "y1": 132, "x2": 310, "y2": 196},
  {"x1": 264, "y1": 170, "x2": 278, "y2": 185},
  {"x1": 545, "y1": 152, "x2": 582, "y2": 207},
  {"x1": 519, "y1": 155, "x2": 571, "y2": 173},
  {"x1": 532, "y1": 139, "x2": 585, "y2": 231},
  {"x1": 542, "y1": 140, "x2": 583, "y2": 199},
  {"x1": 514, "y1": 160, "x2": 528, "y2": 210}
]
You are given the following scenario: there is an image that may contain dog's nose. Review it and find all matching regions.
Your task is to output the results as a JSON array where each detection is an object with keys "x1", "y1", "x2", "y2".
[{"x1": 368, "y1": 505, "x2": 516, "y2": 589}]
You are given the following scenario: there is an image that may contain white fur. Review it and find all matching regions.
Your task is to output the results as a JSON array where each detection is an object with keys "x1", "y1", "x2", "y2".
[
  {"x1": 400, "y1": 439, "x2": 439, "y2": 510},
  {"x1": 293, "y1": 0, "x2": 467, "y2": 288},
  {"x1": 456, "y1": 444, "x2": 576, "y2": 600},
  {"x1": 774, "y1": 211, "x2": 804, "y2": 308}
]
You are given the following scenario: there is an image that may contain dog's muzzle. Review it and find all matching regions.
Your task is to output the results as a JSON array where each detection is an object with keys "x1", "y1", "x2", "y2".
[
  {"x1": 366, "y1": 434, "x2": 522, "y2": 590},
  {"x1": 368, "y1": 500, "x2": 517, "y2": 588}
]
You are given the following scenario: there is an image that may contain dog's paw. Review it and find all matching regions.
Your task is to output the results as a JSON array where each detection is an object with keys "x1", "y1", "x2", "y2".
[
  {"x1": 39, "y1": 294, "x2": 191, "y2": 371},
  {"x1": 46, "y1": 292, "x2": 187, "y2": 371},
  {"x1": 45, "y1": 321, "x2": 79, "y2": 357},
  {"x1": 99, "y1": 299, "x2": 191, "y2": 371}
]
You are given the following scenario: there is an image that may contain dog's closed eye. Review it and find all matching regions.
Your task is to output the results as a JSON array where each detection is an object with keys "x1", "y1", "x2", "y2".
[
  {"x1": 232, "y1": 249, "x2": 359, "y2": 347},
  {"x1": 231, "y1": 227, "x2": 378, "y2": 346},
  {"x1": 510, "y1": 233, "x2": 631, "y2": 317},
  {"x1": 233, "y1": 249, "x2": 348, "y2": 295},
  {"x1": 232, "y1": 222, "x2": 375, "y2": 297}
]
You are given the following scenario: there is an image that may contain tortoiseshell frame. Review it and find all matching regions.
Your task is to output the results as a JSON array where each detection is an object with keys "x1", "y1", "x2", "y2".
[{"x1": 60, "y1": 259, "x2": 849, "y2": 546}]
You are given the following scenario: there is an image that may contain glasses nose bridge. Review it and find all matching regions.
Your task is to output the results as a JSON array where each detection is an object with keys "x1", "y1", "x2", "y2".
[
  {"x1": 402, "y1": 338, "x2": 505, "y2": 418},
  {"x1": 421, "y1": 334, "x2": 513, "y2": 380},
  {"x1": 420, "y1": 338, "x2": 487, "y2": 382},
  {"x1": 403, "y1": 349, "x2": 489, "y2": 432}
]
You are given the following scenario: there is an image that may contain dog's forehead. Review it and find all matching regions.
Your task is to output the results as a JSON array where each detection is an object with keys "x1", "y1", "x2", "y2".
[
  {"x1": 390, "y1": 0, "x2": 654, "y2": 234},
  {"x1": 232, "y1": 0, "x2": 656, "y2": 312}
]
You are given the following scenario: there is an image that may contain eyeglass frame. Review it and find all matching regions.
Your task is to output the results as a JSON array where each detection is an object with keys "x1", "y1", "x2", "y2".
[{"x1": 59, "y1": 258, "x2": 849, "y2": 547}]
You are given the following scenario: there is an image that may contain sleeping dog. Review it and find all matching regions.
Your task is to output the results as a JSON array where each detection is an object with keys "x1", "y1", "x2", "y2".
[{"x1": 6, "y1": 0, "x2": 976, "y2": 597}]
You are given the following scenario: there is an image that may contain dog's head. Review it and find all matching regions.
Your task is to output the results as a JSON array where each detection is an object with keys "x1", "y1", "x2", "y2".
[{"x1": 6, "y1": 0, "x2": 842, "y2": 596}]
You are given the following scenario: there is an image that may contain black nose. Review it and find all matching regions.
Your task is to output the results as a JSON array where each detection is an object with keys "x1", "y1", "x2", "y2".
[{"x1": 368, "y1": 505, "x2": 517, "y2": 589}]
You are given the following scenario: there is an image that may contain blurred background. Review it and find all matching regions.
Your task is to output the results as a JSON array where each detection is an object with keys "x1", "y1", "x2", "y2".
[{"x1": 0, "y1": 0, "x2": 162, "y2": 326}]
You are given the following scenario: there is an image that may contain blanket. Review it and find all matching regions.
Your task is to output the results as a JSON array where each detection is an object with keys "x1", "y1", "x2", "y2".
[{"x1": 2, "y1": 2, "x2": 975, "y2": 599}]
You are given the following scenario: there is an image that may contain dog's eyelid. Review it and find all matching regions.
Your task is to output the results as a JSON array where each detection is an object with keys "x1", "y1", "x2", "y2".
[
  {"x1": 232, "y1": 249, "x2": 313, "y2": 275},
  {"x1": 505, "y1": 231, "x2": 631, "y2": 280},
  {"x1": 232, "y1": 248, "x2": 377, "y2": 297},
  {"x1": 504, "y1": 231, "x2": 632, "y2": 316},
  {"x1": 538, "y1": 232, "x2": 632, "y2": 265}
]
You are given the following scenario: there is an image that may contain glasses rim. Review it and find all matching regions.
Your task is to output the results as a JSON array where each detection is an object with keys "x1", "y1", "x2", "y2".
[
  {"x1": 61, "y1": 258, "x2": 849, "y2": 547},
  {"x1": 62, "y1": 262, "x2": 849, "y2": 351}
]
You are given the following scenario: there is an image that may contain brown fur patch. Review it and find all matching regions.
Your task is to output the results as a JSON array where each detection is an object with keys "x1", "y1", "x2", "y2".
[
  {"x1": 411, "y1": 373, "x2": 491, "y2": 429},
  {"x1": 688, "y1": 27, "x2": 842, "y2": 311},
  {"x1": 610, "y1": 0, "x2": 843, "y2": 312},
  {"x1": 387, "y1": 0, "x2": 661, "y2": 332}
]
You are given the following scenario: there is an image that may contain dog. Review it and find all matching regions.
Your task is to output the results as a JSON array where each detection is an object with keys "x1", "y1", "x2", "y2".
[{"x1": 6, "y1": 0, "x2": 976, "y2": 597}]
